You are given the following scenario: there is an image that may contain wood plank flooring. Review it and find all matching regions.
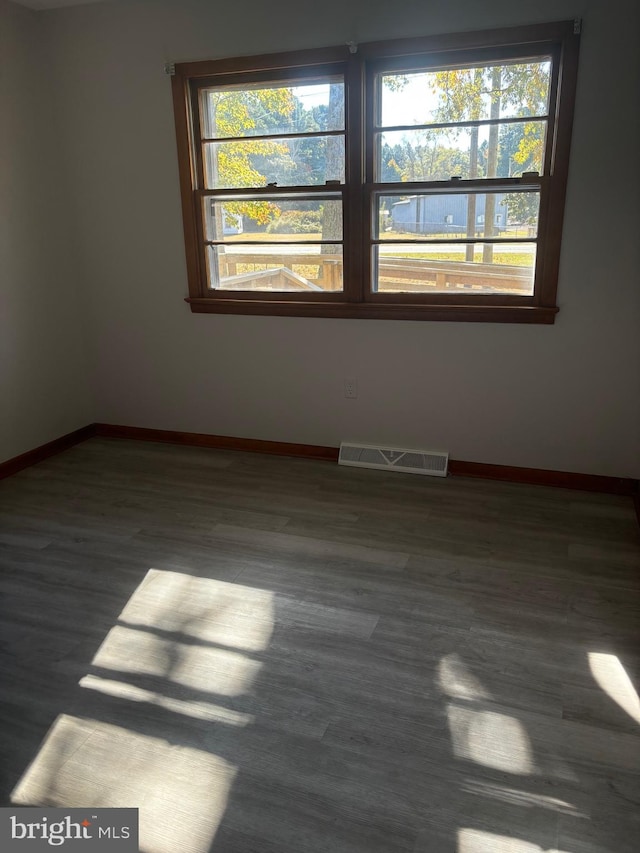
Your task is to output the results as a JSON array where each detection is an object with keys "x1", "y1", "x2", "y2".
[{"x1": 0, "y1": 437, "x2": 638, "y2": 853}]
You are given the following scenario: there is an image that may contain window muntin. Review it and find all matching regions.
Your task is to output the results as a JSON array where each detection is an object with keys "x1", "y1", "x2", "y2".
[
  {"x1": 172, "y1": 23, "x2": 579, "y2": 321},
  {"x1": 193, "y1": 71, "x2": 346, "y2": 294},
  {"x1": 203, "y1": 194, "x2": 344, "y2": 292},
  {"x1": 367, "y1": 54, "x2": 550, "y2": 300},
  {"x1": 373, "y1": 190, "x2": 539, "y2": 295},
  {"x1": 198, "y1": 76, "x2": 346, "y2": 189}
]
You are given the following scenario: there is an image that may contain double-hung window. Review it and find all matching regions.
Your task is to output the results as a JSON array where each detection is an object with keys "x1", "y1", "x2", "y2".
[{"x1": 172, "y1": 21, "x2": 579, "y2": 322}]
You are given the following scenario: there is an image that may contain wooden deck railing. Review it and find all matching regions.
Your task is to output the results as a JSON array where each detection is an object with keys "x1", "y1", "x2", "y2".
[
  {"x1": 377, "y1": 257, "x2": 533, "y2": 292},
  {"x1": 217, "y1": 252, "x2": 533, "y2": 293},
  {"x1": 219, "y1": 252, "x2": 342, "y2": 291}
]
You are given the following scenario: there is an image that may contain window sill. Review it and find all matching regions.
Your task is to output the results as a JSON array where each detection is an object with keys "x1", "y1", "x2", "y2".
[{"x1": 186, "y1": 297, "x2": 558, "y2": 323}]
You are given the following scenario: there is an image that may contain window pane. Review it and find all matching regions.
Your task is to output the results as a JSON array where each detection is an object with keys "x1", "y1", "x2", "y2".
[
  {"x1": 377, "y1": 121, "x2": 546, "y2": 181},
  {"x1": 377, "y1": 191, "x2": 539, "y2": 238},
  {"x1": 200, "y1": 78, "x2": 345, "y2": 139},
  {"x1": 203, "y1": 136, "x2": 345, "y2": 188},
  {"x1": 375, "y1": 242, "x2": 536, "y2": 295},
  {"x1": 379, "y1": 61, "x2": 551, "y2": 127},
  {"x1": 207, "y1": 244, "x2": 343, "y2": 292},
  {"x1": 203, "y1": 198, "x2": 342, "y2": 242}
]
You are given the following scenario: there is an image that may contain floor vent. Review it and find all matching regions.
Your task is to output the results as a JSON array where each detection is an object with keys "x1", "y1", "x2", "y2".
[{"x1": 338, "y1": 443, "x2": 449, "y2": 477}]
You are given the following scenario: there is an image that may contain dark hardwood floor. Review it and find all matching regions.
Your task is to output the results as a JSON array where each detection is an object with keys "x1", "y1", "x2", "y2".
[{"x1": 0, "y1": 438, "x2": 638, "y2": 853}]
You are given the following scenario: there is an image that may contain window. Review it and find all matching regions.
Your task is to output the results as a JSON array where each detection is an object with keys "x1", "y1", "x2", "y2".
[{"x1": 172, "y1": 21, "x2": 580, "y2": 322}]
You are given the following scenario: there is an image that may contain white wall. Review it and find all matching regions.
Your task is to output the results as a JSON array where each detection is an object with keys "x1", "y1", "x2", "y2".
[
  {"x1": 0, "y1": 0, "x2": 93, "y2": 464},
  {"x1": 40, "y1": 0, "x2": 640, "y2": 477}
]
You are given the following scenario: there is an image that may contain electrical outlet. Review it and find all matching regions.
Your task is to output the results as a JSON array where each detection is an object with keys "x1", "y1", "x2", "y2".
[{"x1": 344, "y1": 378, "x2": 358, "y2": 399}]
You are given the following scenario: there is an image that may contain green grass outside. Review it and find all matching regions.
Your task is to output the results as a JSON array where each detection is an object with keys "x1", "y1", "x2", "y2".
[
  {"x1": 388, "y1": 252, "x2": 533, "y2": 267},
  {"x1": 223, "y1": 231, "x2": 533, "y2": 268}
]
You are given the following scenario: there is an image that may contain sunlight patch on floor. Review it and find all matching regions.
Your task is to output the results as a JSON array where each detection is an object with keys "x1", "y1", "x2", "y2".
[
  {"x1": 438, "y1": 653, "x2": 493, "y2": 702},
  {"x1": 119, "y1": 568, "x2": 276, "y2": 652},
  {"x1": 12, "y1": 715, "x2": 237, "y2": 853},
  {"x1": 91, "y1": 623, "x2": 262, "y2": 697},
  {"x1": 460, "y1": 779, "x2": 583, "y2": 816},
  {"x1": 588, "y1": 652, "x2": 640, "y2": 725},
  {"x1": 458, "y1": 828, "x2": 574, "y2": 852},
  {"x1": 11, "y1": 569, "x2": 277, "y2": 853},
  {"x1": 448, "y1": 705, "x2": 535, "y2": 774}
]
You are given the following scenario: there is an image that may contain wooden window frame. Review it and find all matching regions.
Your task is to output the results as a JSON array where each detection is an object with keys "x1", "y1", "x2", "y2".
[{"x1": 171, "y1": 21, "x2": 580, "y2": 323}]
